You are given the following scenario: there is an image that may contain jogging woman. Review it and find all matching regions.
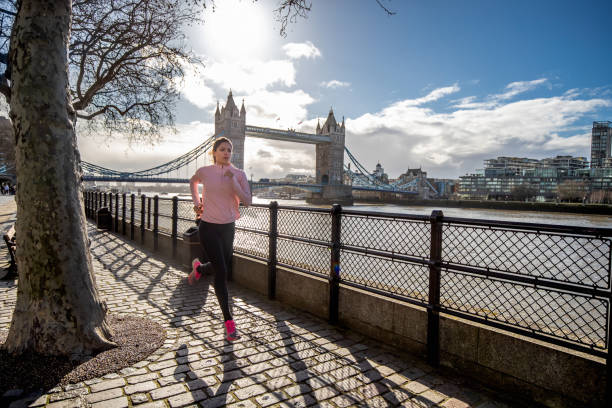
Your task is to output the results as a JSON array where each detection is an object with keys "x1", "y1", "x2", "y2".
[{"x1": 188, "y1": 137, "x2": 251, "y2": 341}]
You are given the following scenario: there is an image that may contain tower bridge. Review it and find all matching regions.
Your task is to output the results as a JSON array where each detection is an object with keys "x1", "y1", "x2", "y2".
[{"x1": 82, "y1": 91, "x2": 432, "y2": 201}]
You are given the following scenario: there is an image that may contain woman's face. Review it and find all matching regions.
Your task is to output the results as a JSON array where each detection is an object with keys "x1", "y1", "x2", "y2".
[{"x1": 214, "y1": 142, "x2": 232, "y2": 165}]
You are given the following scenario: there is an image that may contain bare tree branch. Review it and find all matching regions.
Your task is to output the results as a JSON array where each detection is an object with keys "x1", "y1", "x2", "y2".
[{"x1": 375, "y1": 0, "x2": 396, "y2": 15}]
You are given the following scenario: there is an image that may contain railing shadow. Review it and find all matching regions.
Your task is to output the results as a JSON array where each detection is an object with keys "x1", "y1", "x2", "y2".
[{"x1": 85, "y1": 222, "x2": 486, "y2": 407}]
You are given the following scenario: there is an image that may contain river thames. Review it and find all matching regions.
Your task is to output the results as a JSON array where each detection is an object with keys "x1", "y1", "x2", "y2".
[{"x1": 250, "y1": 197, "x2": 612, "y2": 229}]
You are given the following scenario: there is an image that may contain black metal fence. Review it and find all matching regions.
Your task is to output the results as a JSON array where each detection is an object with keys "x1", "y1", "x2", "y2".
[{"x1": 84, "y1": 191, "x2": 612, "y2": 365}]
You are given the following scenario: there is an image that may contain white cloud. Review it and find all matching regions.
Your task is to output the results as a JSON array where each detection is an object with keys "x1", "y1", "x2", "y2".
[
  {"x1": 398, "y1": 84, "x2": 461, "y2": 107},
  {"x1": 321, "y1": 80, "x2": 351, "y2": 89},
  {"x1": 346, "y1": 84, "x2": 610, "y2": 178},
  {"x1": 243, "y1": 89, "x2": 315, "y2": 128},
  {"x1": 202, "y1": 59, "x2": 296, "y2": 94},
  {"x1": 282, "y1": 41, "x2": 322, "y2": 59},
  {"x1": 496, "y1": 78, "x2": 549, "y2": 101}
]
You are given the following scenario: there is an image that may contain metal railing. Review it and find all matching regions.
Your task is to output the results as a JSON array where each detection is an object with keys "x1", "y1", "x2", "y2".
[{"x1": 84, "y1": 191, "x2": 612, "y2": 365}]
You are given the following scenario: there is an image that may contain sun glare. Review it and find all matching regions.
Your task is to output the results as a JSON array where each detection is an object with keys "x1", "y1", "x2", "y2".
[{"x1": 197, "y1": 0, "x2": 275, "y2": 61}]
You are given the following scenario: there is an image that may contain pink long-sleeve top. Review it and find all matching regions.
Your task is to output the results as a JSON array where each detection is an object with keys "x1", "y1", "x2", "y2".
[{"x1": 190, "y1": 164, "x2": 251, "y2": 224}]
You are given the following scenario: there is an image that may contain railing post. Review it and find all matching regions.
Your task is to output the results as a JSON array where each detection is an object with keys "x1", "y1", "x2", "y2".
[
  {"x1": 268, "y1": 201, "x2": 278, "y2": 300},
  {"x1": 103, "y1": 192, "x2": 107, "y2": 208},
  {"x1": 141, "y1": 194, "x2": 146, "y2": 243},
  {"x1": 329, "y1": 204, "x2": 342, "y2": 325},
  {"x1": 147, "y1": 197, "x2": 152, "y2": 229},
  {"x1": 130, "y1": 194, "x2": 135, "y2": 240},
  {"x1": 84, "y1": 191, "x2": 89, "y2": 218},
  {"x1": 94, "y1": 191, "x2": 98, "y2": 216},
  {"x1": 171, "y1": 196, "x2": 178, "y2": 258},
  {"x1": 153, "y1": 195, "x2": 159, "y2": 252},
  {"x1": 114, "y1": 193, "x2": 119, "y2": 232},
  {"x1": 109, "y1": 193, "x2": 113, "y2": 224},
  {"x1": 122, "y1": 193, "x2": 127, "y2": 235},
  {"x1": 427, "y1": 210, "x2": 444, "y2": 366}
]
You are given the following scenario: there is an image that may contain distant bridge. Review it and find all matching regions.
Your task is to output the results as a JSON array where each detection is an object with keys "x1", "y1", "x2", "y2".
[{"x1": 82, "y1": 91, "x2": 434, "y2": 199}]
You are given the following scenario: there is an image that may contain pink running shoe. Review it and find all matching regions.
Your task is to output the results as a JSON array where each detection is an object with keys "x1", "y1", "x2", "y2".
[
  {"x1": 225, "y1": 320, "x2": 240, "y2": 341},
  {"x1": 188, "y1": 258, "x2": 201, "y2": 285}
]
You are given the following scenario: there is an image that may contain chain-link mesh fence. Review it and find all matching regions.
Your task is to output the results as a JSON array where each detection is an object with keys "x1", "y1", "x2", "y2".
[
  {"x1": 83, "y1": 191, "x2": 612, "y2": 353},
  {"x1": 440, "y1": 268, "x2": 608, "y2": 348},
  {"x1": 443, "y1": 223, "x2": 610, "y2": 288}
]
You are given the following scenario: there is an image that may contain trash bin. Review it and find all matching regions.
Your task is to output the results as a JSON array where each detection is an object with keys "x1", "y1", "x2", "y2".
[
  {"x1": 183, "y1": 226, "x2": 204, "y2": 269},
  {"x1": 96, "y1": 207, "x2": 112, "y2": 230}
]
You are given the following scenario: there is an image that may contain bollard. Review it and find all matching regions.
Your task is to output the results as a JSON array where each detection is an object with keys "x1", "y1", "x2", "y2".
[
  {"x1": 329, "y1": 204, "x2": 342, "y2": 325},
  {"x1": 268, "y1": 201, "x2": 278, "y2": 300},
  {"x1": 427, "y1": 210, "x2": 444, "y2": 366}
]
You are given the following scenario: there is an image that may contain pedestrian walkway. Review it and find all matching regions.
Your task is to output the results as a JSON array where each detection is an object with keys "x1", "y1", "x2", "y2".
[{"x1": 0, "y1": 199, "x2": 520, "y2": 407}]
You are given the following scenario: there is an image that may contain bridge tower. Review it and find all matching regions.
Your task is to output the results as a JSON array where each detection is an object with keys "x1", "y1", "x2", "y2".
[
  {"x1": 309, "y1": 108, "x2": 353, "y2": 205},
  {"x1": 315, "y1": 108, "x2": 345, "y2": 185},
  {"x1": 215, "y1": 90, "x2": 246, "y2": 169}
]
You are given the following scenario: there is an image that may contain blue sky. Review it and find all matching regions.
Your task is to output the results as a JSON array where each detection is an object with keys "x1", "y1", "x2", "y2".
[{"x1": 79, "y1": 0, "x2": 612, "y2": 179}]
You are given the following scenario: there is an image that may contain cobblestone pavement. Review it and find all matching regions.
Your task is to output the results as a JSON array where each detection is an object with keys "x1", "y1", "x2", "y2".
[{"x1": 1, "y1": 202, "x2": 520, "y2": 407}]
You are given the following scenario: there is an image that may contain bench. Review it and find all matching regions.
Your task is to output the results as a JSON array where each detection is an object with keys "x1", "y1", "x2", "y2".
[{"x1": 2, "y1": 225, "x2": 16, "y2": 275}]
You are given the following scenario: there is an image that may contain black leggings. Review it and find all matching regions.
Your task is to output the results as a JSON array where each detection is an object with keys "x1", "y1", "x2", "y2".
[{"x1": 198, "y1": 221, "x2": 235, "y2": 321}]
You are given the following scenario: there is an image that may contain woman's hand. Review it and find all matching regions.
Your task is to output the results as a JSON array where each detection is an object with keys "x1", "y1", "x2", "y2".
[{"x1": 193, "y1": 204, "x2": 203, "y2": 215}]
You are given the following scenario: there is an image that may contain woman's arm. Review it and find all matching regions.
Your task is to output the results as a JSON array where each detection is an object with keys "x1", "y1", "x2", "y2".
[
  {"x1": 190, "y1": 170, "x2": 202, "y2": 207},
  {"x1": 231, "y1": 171, "x2": 252, "y2": 206}
]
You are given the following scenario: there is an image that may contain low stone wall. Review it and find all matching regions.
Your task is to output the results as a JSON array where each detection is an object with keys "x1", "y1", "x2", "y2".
[{"x1": 106, "y1": 219, "x2": 607, "y2": 408}]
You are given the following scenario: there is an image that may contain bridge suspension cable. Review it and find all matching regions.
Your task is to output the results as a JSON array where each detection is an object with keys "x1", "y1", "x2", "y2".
[
  {"x1": 344, "y1": 147, "x2": 394, "y2": 189},
  {"x1": 81, "y1": 132, "x2": 221, "y2": 179}
]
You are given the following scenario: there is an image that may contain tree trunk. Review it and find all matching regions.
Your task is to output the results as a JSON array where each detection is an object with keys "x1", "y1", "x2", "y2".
[{"x1": 3, "y1": 0, "x2": 115, "y2": 356}]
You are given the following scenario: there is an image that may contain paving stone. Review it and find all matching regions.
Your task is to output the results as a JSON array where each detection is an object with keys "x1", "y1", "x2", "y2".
[
  {"x1": 266, "y1": 376, "x2": 293, "y2": 390},
  {"x1": 150, "y1": 383, "x2": 187, "y2": 400},
  {"x1": 91, "y1": 396, "x2": 129, "y2": 408},
  {"x1": 227, "y1": 400, "x2": 259, "y2": 408},
  {"x1": 127, "y1": 372, "x2": 159, "y2": 384},
  {"x1": 131, "y1": 402, "x2": 166, "y2": 408},
  {"x1": 85, "y1": 388, "x2": 124, "y2": 403},
  {"x1": 311, "y1": 386, "x2": 339, "y2": 401},
  {"x1": 129, "y1": 393, "x2": 149, "y2": 404},
  {"x1": 158, "y1": 373, "x2": 188, "y2": 386},
  {"x1": 199, "y1": 394, "x2": 236, "y2": 408},
  {"x1": 89, "y1": 378, "x2": 126, "y2": 393},
  {"x1": 167, "y1": 390, "x2": 207, "y2": 407},
  {"x1": 281, "y1": 393, "x2": 317, "y2": 407},
  {"x1": 48, "y1": 388, "x2": 89, "y2": 403},
  {"x1": 283, "y1": 384, "x2": 312, "y2": 398},
  {"x1": 233, "y1": 384, "x2": 267, "y2": 400},
  {"x1": 46, "y1": 399, "x2": 83, "y2": 408},
  {"x1": 124, "y1": 381, "x2": 158, "y2": 395},
  {"x1": 441, "y1": 398, "x2": 471, "y2": 408},
  {"x1": 404, "y1": 380, "x2": 431, "y2": 395},
  {"x1": 255, "y1": 392, "x2": 288, "y2": 407}
]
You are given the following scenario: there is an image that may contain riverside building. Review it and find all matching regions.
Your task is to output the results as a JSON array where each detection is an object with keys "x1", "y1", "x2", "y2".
[
  {"x1": 458, "y1": 155, "x2": 596, "y2": 201},
  {"x1": 591, "y1": 121, "x2": 612, "y2": 168}
]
